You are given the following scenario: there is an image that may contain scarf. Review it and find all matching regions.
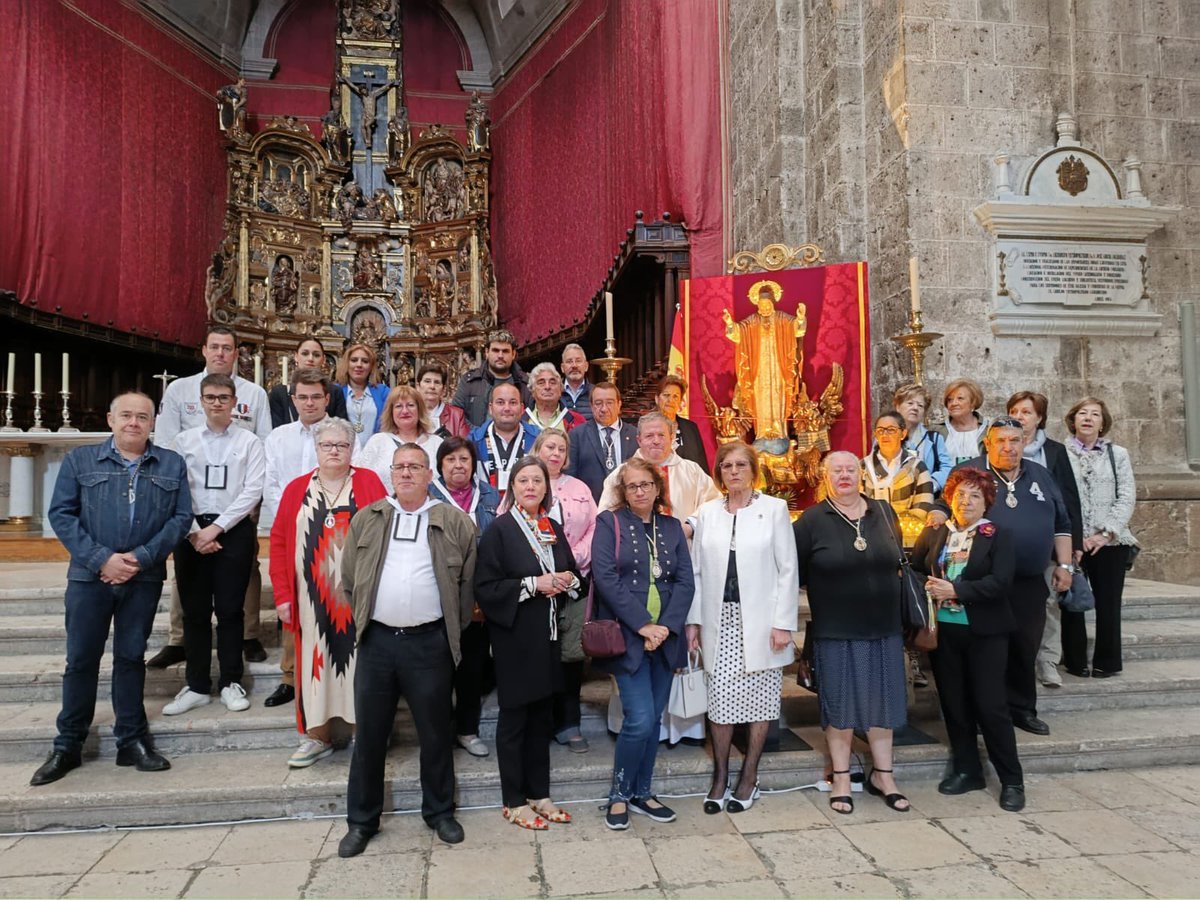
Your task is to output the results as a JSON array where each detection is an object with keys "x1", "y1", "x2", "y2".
[
  {"x1": 863, "y1": 449, "x2": 907, "y2": 499},
  {"x1": 1022, "y1": 428, "x2": 1048, "y2": 466}
]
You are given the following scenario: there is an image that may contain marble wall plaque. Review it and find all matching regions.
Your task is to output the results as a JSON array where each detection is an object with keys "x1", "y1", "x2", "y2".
[{"x1": 1000, "y1": 241, "x2": 1143, "y2": 308}]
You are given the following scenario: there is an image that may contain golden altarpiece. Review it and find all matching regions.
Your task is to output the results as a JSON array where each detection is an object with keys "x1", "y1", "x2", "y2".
[{"x1": 205, "y1": 0, "x2": 496, "y2": 388}]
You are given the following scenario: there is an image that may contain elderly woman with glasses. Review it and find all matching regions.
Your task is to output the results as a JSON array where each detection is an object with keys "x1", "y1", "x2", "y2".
[
  {"x1": 687, "y1": 442, "x2": 798, "y2": 815},
  {"x1": 269, "y1": 417, "x2": 388, "y2": 769}
]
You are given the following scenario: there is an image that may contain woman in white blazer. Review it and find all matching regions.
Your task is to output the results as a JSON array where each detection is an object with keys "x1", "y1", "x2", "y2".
[{"x1": 686, "y1": 443, "x2": 799, "y2": 815}]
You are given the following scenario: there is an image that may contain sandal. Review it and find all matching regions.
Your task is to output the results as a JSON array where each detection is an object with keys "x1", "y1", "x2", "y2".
[
  {"x1": 528, "y1": 797, "x2": 572, "y2": 824},
  {"x1": 829, "y1": 769, "x2": 854, "y2": 815},
  {"x1": 866, "y1": 768, "x2": 910, "y2": 812},
  {"x1": 502, "y1": 804, "x2": 549, "y2": 830}
]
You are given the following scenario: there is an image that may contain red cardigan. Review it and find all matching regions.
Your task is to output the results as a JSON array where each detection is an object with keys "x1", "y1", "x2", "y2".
[{"x1": 269, "y1": 467, "x2": 388, "y2": 628}]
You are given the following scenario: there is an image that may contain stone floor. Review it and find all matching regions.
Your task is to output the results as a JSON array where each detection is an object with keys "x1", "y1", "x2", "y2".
[{"x1": 2, "y1": 767, "x2": 1199, "y2": 898}]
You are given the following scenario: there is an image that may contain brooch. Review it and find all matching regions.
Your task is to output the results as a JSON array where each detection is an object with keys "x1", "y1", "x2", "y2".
[{"x1": 978, "y1": 522, "x2": 997, "y2": 537}]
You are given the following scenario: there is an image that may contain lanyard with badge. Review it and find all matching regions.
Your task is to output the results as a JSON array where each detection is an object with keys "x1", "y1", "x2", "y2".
[
  {"x1": 485, "y1": 423, "x2": 521, "y2": 492},
  {"x1": 203, "y1": 431, "x2": 235, "y2": 490}
]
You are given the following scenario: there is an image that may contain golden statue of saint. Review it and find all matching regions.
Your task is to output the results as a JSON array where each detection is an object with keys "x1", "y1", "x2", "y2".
[{"x1": 721, "y1": 279, "x2": 806, "y2": 441}]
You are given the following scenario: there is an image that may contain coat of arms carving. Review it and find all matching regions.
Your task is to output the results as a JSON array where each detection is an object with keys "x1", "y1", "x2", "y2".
[{"x1": 1057, "y1": 155, "x2": 1089, "y2": 196}]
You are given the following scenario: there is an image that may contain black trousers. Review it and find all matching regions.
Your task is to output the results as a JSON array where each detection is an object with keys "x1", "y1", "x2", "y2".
[
  {"x1": 931, "y1": 623, "x2": 1023, "y2": 786},
  {"x1": 553, "y1": 660, "x2": 585, "y2": 739},
  {"x1": 174, "y1": 517, "x2": 255, "y2": 694},
  {"x1": 1006, "y1": 574, "x2": 1049, "y2": 719},
  {"x1": 496, "y1": 696, "x2": 554, "y2": 808},
  {"x1": 1063, "y1": 545, "x2": 1129, "y2": 674},
  {"x1": 454, "y1": 621, "x2": 490, "y2": 736},
  {"x1": 346, "y1": 623, "x2": 456, "y2": 829}
]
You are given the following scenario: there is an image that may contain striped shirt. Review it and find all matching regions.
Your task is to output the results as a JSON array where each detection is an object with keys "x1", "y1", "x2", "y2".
[{"x1": 860, "y1": 450, "x2": 935, "y2": 549}]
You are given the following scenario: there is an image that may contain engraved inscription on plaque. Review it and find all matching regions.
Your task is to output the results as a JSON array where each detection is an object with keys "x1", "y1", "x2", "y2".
[{"x1": 1001, "y1": 242, "x2": 1143, "y2": 308}]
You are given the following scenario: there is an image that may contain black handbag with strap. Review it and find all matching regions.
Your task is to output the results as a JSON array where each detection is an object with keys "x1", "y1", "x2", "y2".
[{"x1": 876, "y1": 500, "x2": 937, "y2": 651}]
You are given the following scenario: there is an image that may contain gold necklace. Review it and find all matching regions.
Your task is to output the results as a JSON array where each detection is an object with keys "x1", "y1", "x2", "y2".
[
  {"x1": 825, "y1": 498, "x2": 868, "y2": 551},
  {"x1": 315, "y1": 472, "x2": 349, "y2": 529}
]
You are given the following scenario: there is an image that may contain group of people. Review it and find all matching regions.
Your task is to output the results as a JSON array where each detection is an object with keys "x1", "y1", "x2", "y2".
[{"x1": 28, "y1": 324, "x2": 1139, "y2": 851}]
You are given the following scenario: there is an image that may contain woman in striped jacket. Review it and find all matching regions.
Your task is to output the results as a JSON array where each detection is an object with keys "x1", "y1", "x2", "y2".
[{"x1": 861, "y1": 410, "x2": 936, "y2": 553}]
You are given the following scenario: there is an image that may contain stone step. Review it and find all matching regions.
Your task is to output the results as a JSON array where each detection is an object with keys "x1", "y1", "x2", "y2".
[
  {"x1": 0, "y1": 612, "x2": 282, "y2": 656},
  {"x1": 1116, "y1": 618, "x2": 1200, "y2": 660},
  {"x1": 3, "y1": 704, "x2": 1199, "y2": 831}
]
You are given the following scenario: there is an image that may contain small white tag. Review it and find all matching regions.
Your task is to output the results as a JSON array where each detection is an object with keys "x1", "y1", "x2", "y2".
[
  {"x1": 392, "y1": 512, "x2": 420, "y2": 542},
  {"x1": 205, "y1": 465, "x2": 228, "y2": 489}
]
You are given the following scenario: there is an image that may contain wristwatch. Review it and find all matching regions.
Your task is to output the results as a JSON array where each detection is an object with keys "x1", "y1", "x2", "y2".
[{"x1": 1056, "y1": 562, "x2": 1075, "y2": 574}]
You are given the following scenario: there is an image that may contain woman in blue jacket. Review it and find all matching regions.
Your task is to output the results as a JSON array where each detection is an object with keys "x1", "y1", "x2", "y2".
[{"x1": 591, "y1": 457, "x2": 694, "y2": 831}]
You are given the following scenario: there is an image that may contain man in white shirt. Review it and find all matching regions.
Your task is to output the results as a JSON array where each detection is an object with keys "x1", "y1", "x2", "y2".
[
  {"x1": 150, "y1": 326, "x2": 272, "y2": 669},
  {"x1": 162, "y1": 374, "x2": 266, "y2": 717},
  {"x1": 337, "y1": 442, "x2": 477, "y2": 855},
  {"x1": 259, "y1": 368, "x2": 331, "y2": 708}
]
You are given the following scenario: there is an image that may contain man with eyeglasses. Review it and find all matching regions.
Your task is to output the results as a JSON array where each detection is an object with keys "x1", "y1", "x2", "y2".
[
  {"x1": 259, "y1": 368, "x2": 334, "y2": 707},
  {"x1": 162, "y1": 374, "x2": 266, "y2": 718},
  {"x1": 567, "y1": 381, "x2": 638, "y2": 501},
  {"x1": 336, "y1": 443, "x2": 477, "y2": 855},
  {"x1": 930, "y1": 416, "x2": 1073, "y2": 740},
  {"x1": 32, "y1": 392, "x2": 192, "y2": 786},
  {"x1": 469, "y1": 382, "x2": 539, "y2": 498},
  {"x1": 267, "y1": 338, "x2": 348, "y2": 427},
  {"x1": 150, "y1": 325, "x2": 272, "y2": 670}
]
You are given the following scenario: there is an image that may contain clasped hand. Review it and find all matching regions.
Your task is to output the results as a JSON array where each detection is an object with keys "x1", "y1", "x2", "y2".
[
  {"x1": 639, "y1": 623, "x2": 669, "y2": 652},
  {"x1": 925, "y1": 576, "x2": 957, "y2": 603},
  {"x1": 189, "y1": 524, "x2": 224, "y2": 555},
  {"x1": 99, "y1": 552, "x2": 141, "y2": 585},
  {"x1": 535, "y1": 571, "x2": 574, "y2": 596}
]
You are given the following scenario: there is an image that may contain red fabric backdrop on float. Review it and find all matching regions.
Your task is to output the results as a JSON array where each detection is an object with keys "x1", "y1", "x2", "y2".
[
  {"x1": 489, "y1": 0, "x2": 726, "y2": 344},
  {"x1": 0, "y1": 0, "x2": 230, "y2": 346},
  {"x1": 676, "y1": 263, "x2": 873, "y2": 471}
]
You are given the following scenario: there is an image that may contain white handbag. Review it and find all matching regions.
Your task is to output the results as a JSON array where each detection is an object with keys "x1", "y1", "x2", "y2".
[{"x1": 667, "y1": 650, "x2": 708, "y2": 719}]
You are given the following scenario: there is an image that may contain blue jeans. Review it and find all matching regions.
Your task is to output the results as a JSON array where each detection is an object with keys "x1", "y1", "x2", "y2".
[
  {"x1": 610, "y1": 650, "x2": 673, "y2": 802},
  {"x1": 55, "y1": 579, "x2": 163, "y2": 754}
]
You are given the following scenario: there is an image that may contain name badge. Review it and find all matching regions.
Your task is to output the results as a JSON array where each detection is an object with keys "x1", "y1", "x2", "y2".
[
  {"x1": 393, "y1": 512, "x2": 420, "y2": 542},
  {"x1": 205, "y1": 465, "x2": 228, "y2": 489},
  {"x1": 497, "y1": 469, "x2": 511, "y2": 492}
]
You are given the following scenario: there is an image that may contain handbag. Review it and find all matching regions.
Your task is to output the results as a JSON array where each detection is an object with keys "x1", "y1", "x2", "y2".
[
  {"x1": 580, "y1": 517, "x2": 627, "y2": 658},
  {"x1": 796, "y1": 627, "x2": 818, "y2": 694},
  {"x1": 667, "y1": 650, "x2": 708, "y2": 719},
  {"x1": 1059, "y1": 570, "x2": 1096, "y2": 613},
  {"x1": 1107, "y1": 444, "x2": 1141, "y2": 571},
  {"x1": 877, "y1": 500, "x2": 938, "y2": 651}
]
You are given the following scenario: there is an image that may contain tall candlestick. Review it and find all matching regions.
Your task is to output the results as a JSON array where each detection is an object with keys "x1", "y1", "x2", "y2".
[
  {"x1": 604, "y1": 291, "x2": 614, "y2": 341},
  {"x1": 908, "y1": 256, "x2": 921, "y2": 314},
  {"x1": 62, "y1": 352, "x2": 69, "y2": 388},
  {"x1": 254, "y1": 354, "x2": 263, "y2": 387},
  {"x1": 6, "y1": 353, "x2": 13, "y2": 393},
  {"x1": 33, "y1": 353, "x2": 42, "y2": 394},
  {"x1": 281, "y1": 355, "x2": 290, "y2": 384}
]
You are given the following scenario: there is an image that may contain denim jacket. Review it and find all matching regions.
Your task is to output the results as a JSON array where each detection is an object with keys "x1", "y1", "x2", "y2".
[{"x1": 49, "y1": 438, "x2": 193, "y2": 583}]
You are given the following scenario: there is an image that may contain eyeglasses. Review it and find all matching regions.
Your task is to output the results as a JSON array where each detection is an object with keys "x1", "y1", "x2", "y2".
[
  {"x1": 719, "y1": 461, "x2": 751, "y2": 471},
  {"x1": 201, "y1": 394, "x2": 234, "y2": 405},
  {"x1": 989, "y1": 416, "x2": 1023, "y2": 431},
  {"x1": 874, "y1": 426, "x2": 903, "y2": 436},
  {"x1": 623, "y1": 481, "x2": 656, "y2": 494},
  {"x1": 317, "y1": 441, "x2": 352, "y2": 452},
  {"x1": 389, "y1": 463, "x2": 426, "y2": 473}
]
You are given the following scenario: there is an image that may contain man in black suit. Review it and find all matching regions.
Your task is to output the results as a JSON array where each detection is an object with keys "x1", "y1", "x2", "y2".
[{"x1": 567, "y1": 381, "x2": 637, "y2": 501}]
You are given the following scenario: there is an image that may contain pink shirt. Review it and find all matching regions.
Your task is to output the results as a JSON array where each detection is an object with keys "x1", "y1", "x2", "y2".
[{"x1": 551, "y1": 474, "x2": 598, "y2": 576}]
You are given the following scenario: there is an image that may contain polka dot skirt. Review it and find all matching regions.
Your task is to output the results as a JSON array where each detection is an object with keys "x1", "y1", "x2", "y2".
[
  {"x1": 707, "y1": 602, "x2": 783, "y2": 725},
  {"x1": 813, "y1": 633, "x2": 907, "y2": 731}
]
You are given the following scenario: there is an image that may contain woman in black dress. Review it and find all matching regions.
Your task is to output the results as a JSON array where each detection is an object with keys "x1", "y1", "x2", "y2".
[{"x1": 475, "y1": 457, "x2": 583, "y2": 830}]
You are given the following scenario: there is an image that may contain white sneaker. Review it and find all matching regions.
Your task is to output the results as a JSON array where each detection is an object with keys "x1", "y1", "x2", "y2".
[
  {"x1": 220, "y1": 683, "x2": 251, "y2": 712},
  {"x1": 163, "y1": 687, "x2": 211, "y2": 716},
  {"x1": 288, "y1": 737, "x2": 334, "y2": 768}
]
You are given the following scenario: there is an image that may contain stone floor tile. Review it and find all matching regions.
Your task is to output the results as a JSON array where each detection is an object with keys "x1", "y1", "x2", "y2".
[
  {"x1": 646, "y1": 832, "x2": 770, "y2": 888},
  {"x1": 0, "y1": 832, "x2": 124, "y2": 877},
  {"x1": 630, "y1": 800, "x2": 736, "y2": 838},
  {"x1": 782, "y1": 873, "x2": 902, "y2": 898},
  {"x1": 305, "y1": 849, "x2": 426, "y2": 897},
  {"x1": 726, "y1": 789, "x2": 830, "y2": 833},
  {"x1": 838, "y1": 819, "x2": 979, "y2": 870},
  {"x1": 316, "y1": 813, "x2": 431, "y2": 858},
  {"x1": 541, "y1": 834, "x2": 659, "y2": 895},
  {"x1": 1093, "y1": 850, "x2": 1200, "y2": 898},
  {"x1": 994, "y1": 856, "x2": 1147, "y2": 898},
  {"x1": 1130, "y1": 765, "x2": 1200, "y2": 798},
  {"x1": 208, "y1": 819, "x2": 333, "y2": 866},
  {"x1": 426, "y1": 842, "x2": 540, "y2": 898},
  {"x1": 812, "y1": 789, "x2": 919, "y2": 825},
  {"x1": 1121, "y1": 802, "x2": 1200, "y2": 850},
  {"x1": 890, "y1": 862, "x2": 1029, "y2": 898},
  {"x1": 1027, "y1": 808, "x2": 1177, "y2": 855},
  {"x1": 184, "y1": 860, "x2": 312, "y2": 898},
  {"x1": 936, "y1": 813, "x2": 1079, "y2": 861},
  {"x1": 559, "y1": 891, "x2": 664, "y2": 900},
  {"x1": 665, "y1": 878, "x2": 785, "y2": 898},
  {"x1": 542, "y1": 805, "x2": 635, "y2": 842},
  {"x1": 90, "y1": 825, "x2": 229, "y2": 872},
  {"x1": 65, "y1": 869, "x2": 193, "y2": 898},
  {"x1": 0, "y1": 837, "x2": 19, "y2": 852},
  {"x1": 0, "y1": 875, "x2": 77, "y2": 899},
  {"x1": 905, "y1": 775, "x2": 1095, "y2": 819},
  {"x1": 444, "y1": 807, "x2": 539, "y2": 846},
  {"x1": 746, "y1": 829, "x2": 875, "y2": 882},
  {"x1": 1054, "y1": 770, "x2": 1181, "y2": 809}
]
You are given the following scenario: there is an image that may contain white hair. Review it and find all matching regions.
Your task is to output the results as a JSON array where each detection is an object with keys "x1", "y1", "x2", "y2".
[
  {"x1": 529, "y1": 361, "x2": 562, "y2": 383},
  {"x1": 561, "y1": 343, "x2": 585, "y2": 358},
  {"x1": 638, "y1": 410, "x2": 676, "y2": 435},
  {"x1": 313, "y1": 417, "x2": 356, "y2": 447}
]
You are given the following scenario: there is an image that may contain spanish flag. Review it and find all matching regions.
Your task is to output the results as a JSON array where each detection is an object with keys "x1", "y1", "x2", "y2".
[{"x1": 667, "y1": 280, "x2": 689, "y2": 417}]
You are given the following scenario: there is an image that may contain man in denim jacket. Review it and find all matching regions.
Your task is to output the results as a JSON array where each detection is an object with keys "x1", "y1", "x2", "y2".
[{"x1": 30, "y1": 392, "x2": 193, "y2": 786}]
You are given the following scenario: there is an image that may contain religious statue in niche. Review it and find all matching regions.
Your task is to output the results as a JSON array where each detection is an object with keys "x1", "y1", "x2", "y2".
[
  {"x1": 302, "y1": 246, "x2": 321, "y2": 274},
  {"x1": 353, "y1": 242, "x2": 382, "y2": 290},
  {"x1": 371, "y1": 188, "x2": 398, "y2": 223},
  {"x1": 333, "y1": 182, "x2": 366, "y2": 225},
  {"x1": 384, "y1": 263, "x2": 403, "y2": 298},
  {"x1": 271, "y1": 256, "x2": 300, "y2": 316},
  {"x1": 339, "y1": 0, "x2": 398, "y2": 40},
  {"x1": 320, "y1": 92, "x2": 353, "y2": 165},
  {"x1": 249, "y1": 279, "x2": 268, "y2": 309},
  {"x1": 423, "y1": 158, "x2": 467, "y2": 222},
  {"x1": 386, "y1": 108, "x2": 410, "y2": 164},
  {"x1": 429, "y1": 258, "x2": 455, "y2": 317},
  {"x1": 230, "y1": 169, "x2": 253, "y2": 207},
  {"x1": 337, "y1": 73, "x2": 401, "y2": 151},
  {"x1": 205, "y1": 253, "x2": 234, "y2": 319},
  {"x1": 350, "y1": 307, "x2": 389, "y2": 359},
  {"x1": 466, "y1": 92, "x2": 490, "y2": 153},
  {"x1": 237, "y1": 344, "x2": 256, "y2": 380},
  {"x1": 259, "y1": 179, "x2": 310, "y2": 218},
  {"x1": 216, "y1": 78, "x2": 247, "y2": 135}
]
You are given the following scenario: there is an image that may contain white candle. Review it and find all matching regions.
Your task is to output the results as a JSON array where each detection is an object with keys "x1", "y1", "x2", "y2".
[
  {"x1": 281, "y1": 356, "x2": 290, "y2": 383},
  {"x1": 62, "y1": 353, "x2": 69, "y2": 389},
  {"x1": 6, "y1": 353, "x2": 13, "y2": 393},
  {"x1": 908, "y1": 256, "x2": 921, "y2": 314},
  {"x1": 33, "y1": 353, "x2": 42, "y2": 394},
  {"x1": 254, "y1": 354, "x2": 263, "y2": 387},
  {"x1": 605, "y1": 291, "x2": 614, "y2": 341}
]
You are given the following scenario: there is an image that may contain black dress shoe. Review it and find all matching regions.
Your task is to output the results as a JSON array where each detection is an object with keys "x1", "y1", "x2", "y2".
[
  {"x1": 30, "y1": 750, "x2": 82, "y2": 786},
  {"x1": 243, "y1": 639, "x2": 267, "y2": 663},
  {"x1": 1091, "y1": 668, "x2": 1121, "y2": 679},
  {"x1": 938, "y1": 773, "x2": 986, "y2": 795},
  {"x1": 431, "y1": 817, "x2": 465, "y2": 844},
  {"x1": 263, "y1": 684, "x2": 295, "y2": 707},
  {"x1": 338, "y1": 827, "x2": 376, "y2": 857},
  {"x1": 999, "y1": 784, "x2": 1026, "y2": 812},
  {"x1": 146, "y1": 645, "x2": 186, "y2": 669},
  {"x1": 1012, "y1": 715, "x2": 1050, "y2": 736},
  {"x1": 1065, "y1": 666, "x2": 1091, "y2": 678},
  {"x1": 115, "y1": 738, "x2": 171, "y2": 771}
]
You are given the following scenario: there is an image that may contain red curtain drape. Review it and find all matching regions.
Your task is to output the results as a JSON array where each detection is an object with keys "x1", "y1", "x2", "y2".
[
  {"x1": 489, "y1": 0, "x2": 726, "y2": 344},
  {"x1": 0, "y1": 0, "x2": 229, "y2": 346}
]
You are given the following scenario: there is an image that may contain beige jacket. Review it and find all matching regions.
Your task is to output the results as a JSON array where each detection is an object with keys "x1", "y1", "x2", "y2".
[{"x1": 342, "y1": 499, "x2": 478, "y2": 664}]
